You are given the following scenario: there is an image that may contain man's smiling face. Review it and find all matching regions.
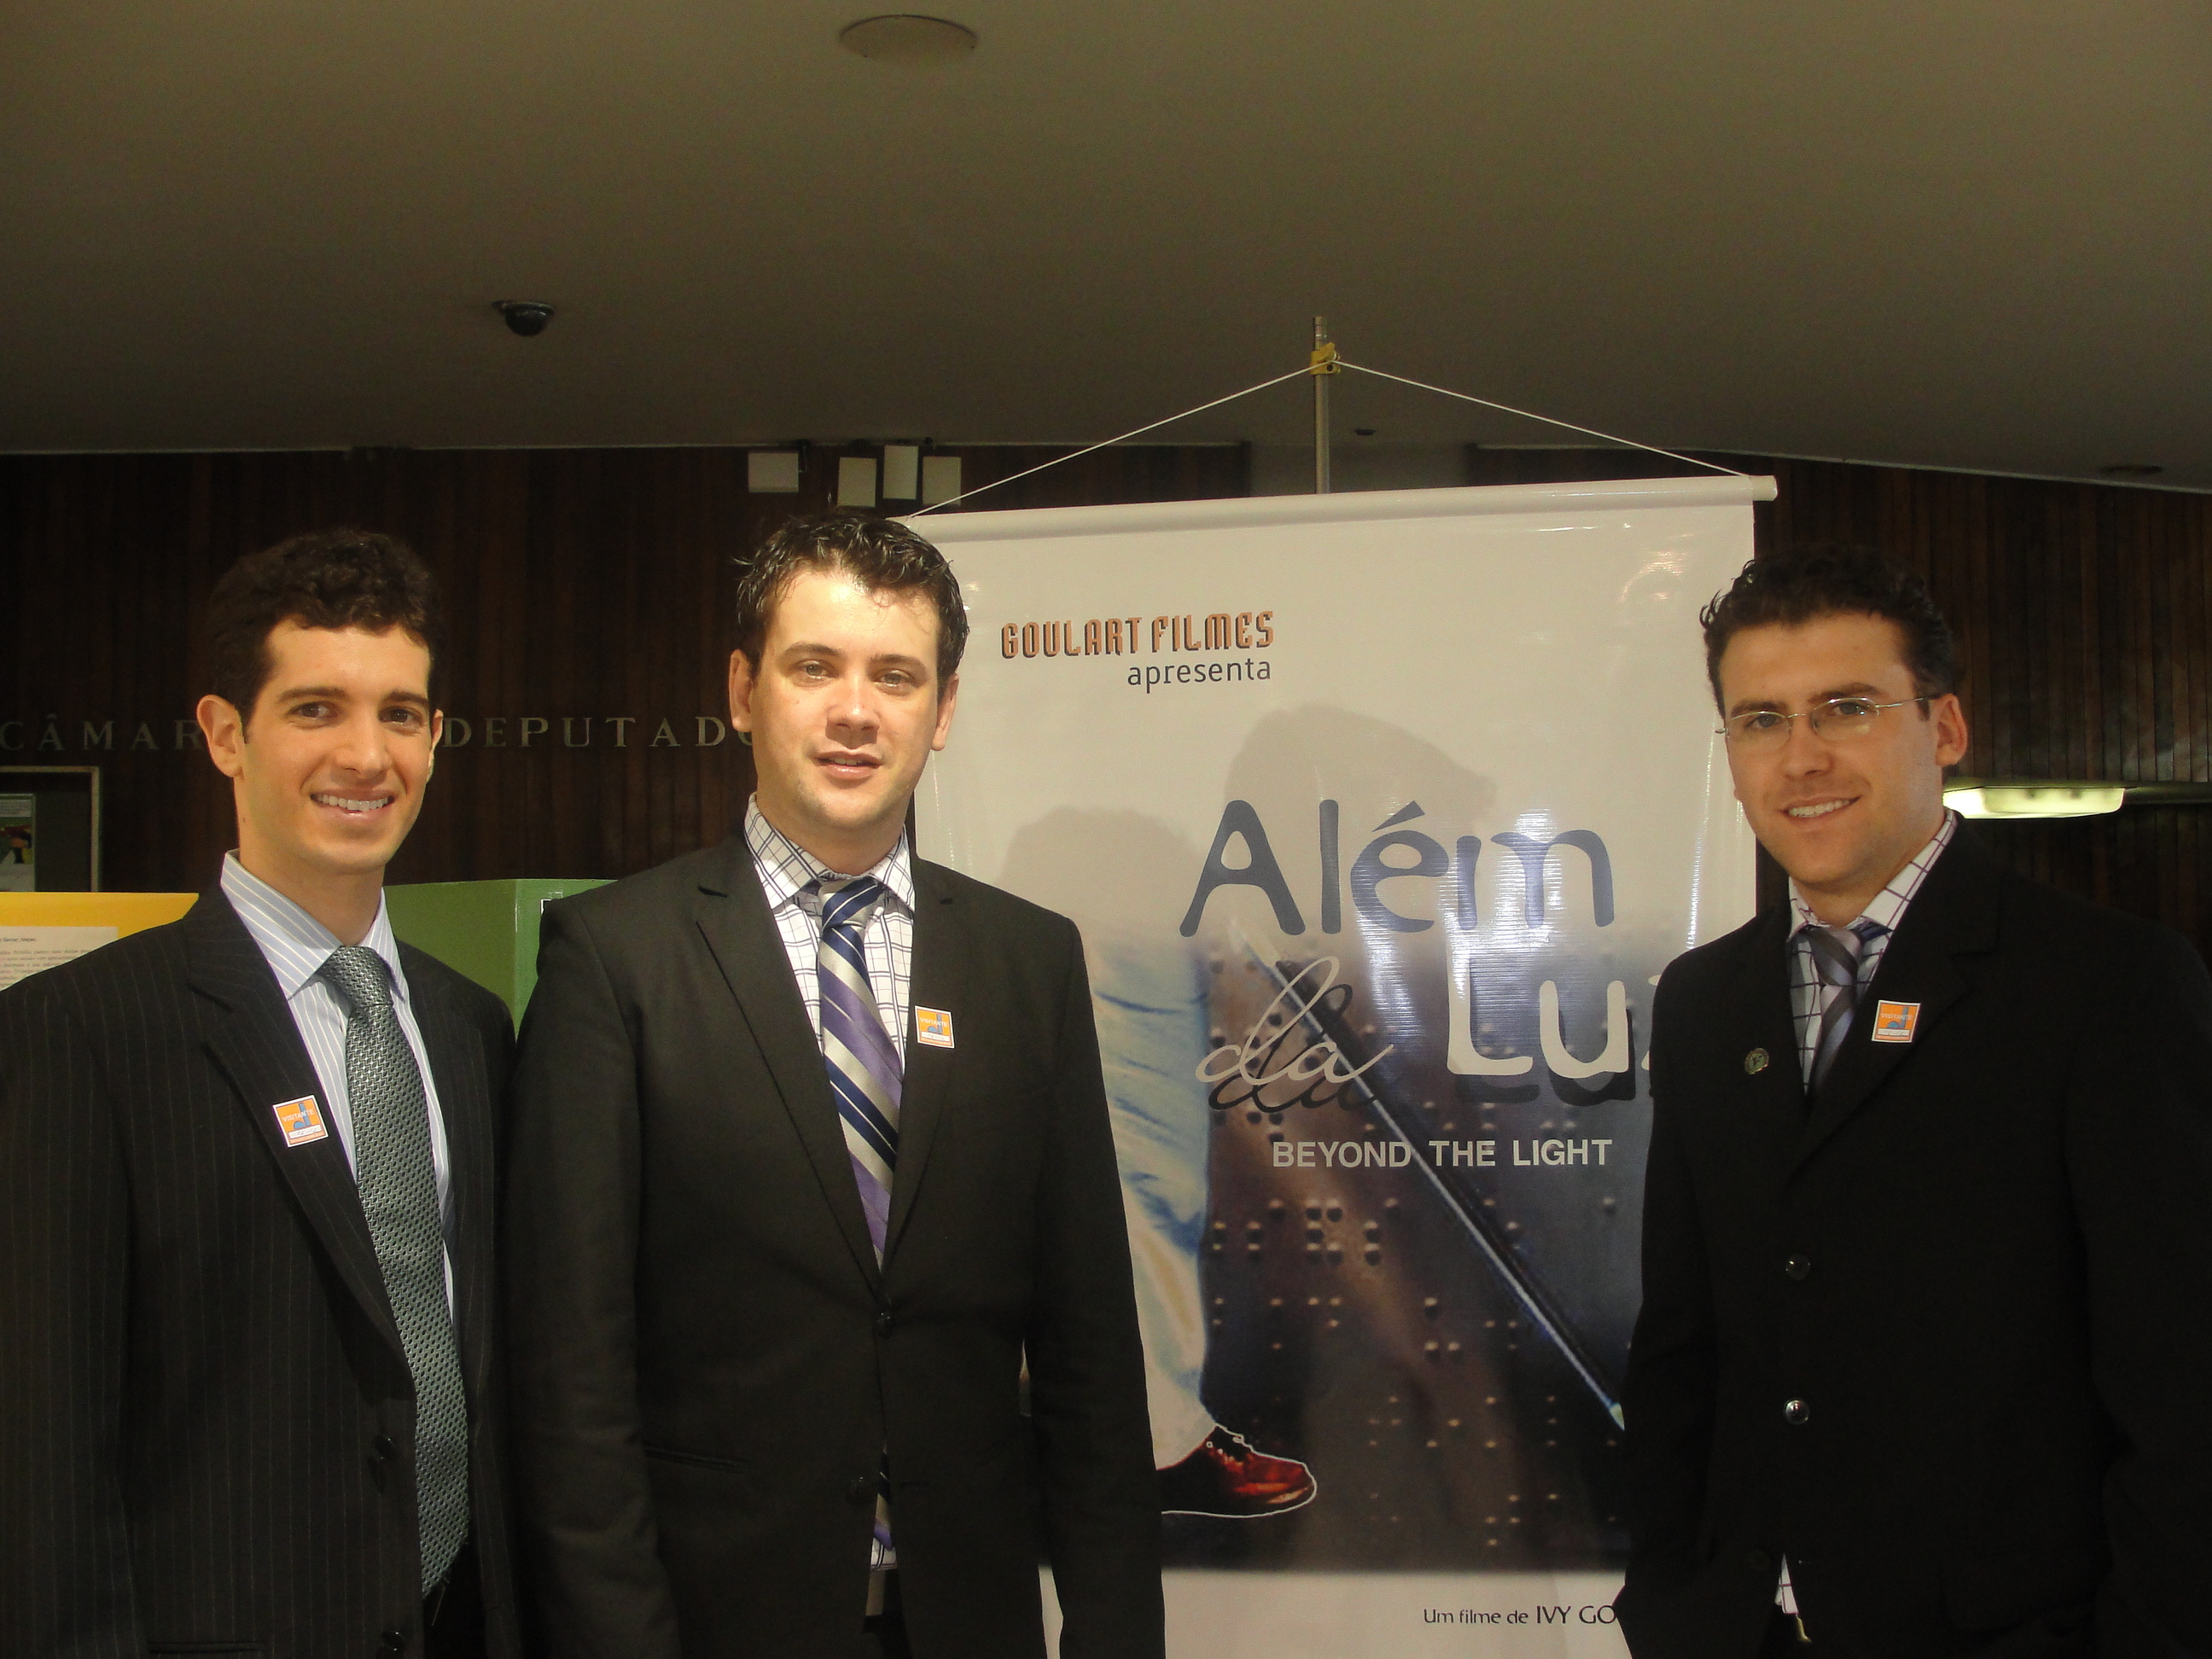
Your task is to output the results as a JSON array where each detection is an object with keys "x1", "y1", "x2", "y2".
[
  {"x1": 729, "y1": 567, "x2": 958, "y2": 874},
  {"x1": 203, "y1": 620, "x2": 440, "y2": 892},
  {"x1": 1716, "y1": 610, "x2": 1968, "y2": 922}
]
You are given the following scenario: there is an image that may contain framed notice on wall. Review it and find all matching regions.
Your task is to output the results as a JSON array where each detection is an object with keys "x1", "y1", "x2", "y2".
[{"x1": 0, "y1": 767, "x2": 102, "y2": 891}]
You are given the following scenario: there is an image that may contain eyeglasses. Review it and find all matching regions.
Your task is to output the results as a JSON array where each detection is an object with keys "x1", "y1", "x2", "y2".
[{"x1": 1717, "y1": 696, "x2": 1928, "y2": 750}]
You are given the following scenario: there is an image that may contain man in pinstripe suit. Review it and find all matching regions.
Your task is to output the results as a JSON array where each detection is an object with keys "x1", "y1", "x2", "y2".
[{"x1": 1, "y1": 531, "x2": 523, "y2": 1658}]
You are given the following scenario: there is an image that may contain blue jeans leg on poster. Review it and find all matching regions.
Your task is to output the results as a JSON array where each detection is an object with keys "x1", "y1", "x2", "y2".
[{"x1": 1091, "y1": 934, "x2": 1217, "y2": 1467}]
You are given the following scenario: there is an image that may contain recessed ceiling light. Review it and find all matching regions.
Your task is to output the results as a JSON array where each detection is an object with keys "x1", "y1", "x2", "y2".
[
  {"x1": 839, "y1": 15, "x2": 978, "y2": 65},
  {"x1": 2098, "y1": 463, "x2": 2164, "y2": 478}
]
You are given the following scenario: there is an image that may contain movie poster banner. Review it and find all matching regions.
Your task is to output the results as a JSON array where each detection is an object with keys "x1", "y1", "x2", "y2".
[{"x1": 914, "y1": 477, "x2": 1772, "y2": 1656}]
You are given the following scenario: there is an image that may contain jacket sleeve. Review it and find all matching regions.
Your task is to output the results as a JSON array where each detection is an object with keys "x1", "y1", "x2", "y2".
[
  {"x1": 1616, "y1": 963, "x2": 1720, "y2": 1623},
  {"x1": 503, "y1": 903, "x2": 684, "y2": 1659},
  {"x1": 0, "y1": 976, "x2": 145, "y2": 1657},
  {"x1": 1022, "y1": 921, "x2": 1166, "y2": 1659},
  {"x1": 2070, "y1": 924, "x2": 2212, "y2": 1654}
]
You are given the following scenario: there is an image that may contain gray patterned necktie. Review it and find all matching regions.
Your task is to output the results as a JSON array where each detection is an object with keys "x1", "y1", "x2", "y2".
[
  {"x1": 1806, "y1": 921, "x2": 1882, "y2": 1091},
  {"x1": 320, "y1": 945, "x2": 469, "y2": 1592}
]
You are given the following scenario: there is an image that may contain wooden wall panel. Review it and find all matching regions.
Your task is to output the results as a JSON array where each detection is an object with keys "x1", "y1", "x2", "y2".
[
  {"x1": 0, "y1": 442, "x2": 1247, "y2": 894},
  {"x1": 4, "y1": 438, "x2": 2203, "y2": 960},
  {"x1": 1469, "y1": 447, "x2": 2212, "y2": 959}
]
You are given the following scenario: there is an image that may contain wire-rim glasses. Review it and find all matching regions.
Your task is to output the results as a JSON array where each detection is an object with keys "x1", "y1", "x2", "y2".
[{"x1": 1717, "y1": 696, "x2": 1929, "y2": 750}]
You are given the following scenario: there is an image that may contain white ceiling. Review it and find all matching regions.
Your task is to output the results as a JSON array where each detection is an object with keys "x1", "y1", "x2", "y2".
[{"x1": 4, "y1": 1, "x2": 2209, "y2": 488}]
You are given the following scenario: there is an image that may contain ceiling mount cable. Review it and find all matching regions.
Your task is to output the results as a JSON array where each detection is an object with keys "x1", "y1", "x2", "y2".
[
  {"x1": 904, "y1": 346, "x2": 1743, "y2": 519},
  {"x1": 1332, "y1": 358, "x2": 1747, "y2": 478},
  {"x1": 905, "y1": 365, "x2": 1314, "y2": 517}
]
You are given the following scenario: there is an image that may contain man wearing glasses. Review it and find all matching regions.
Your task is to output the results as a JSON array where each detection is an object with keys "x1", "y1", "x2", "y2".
[{"x1": 1616, "y1": 549, "x2": 2212, "y2": 1658}]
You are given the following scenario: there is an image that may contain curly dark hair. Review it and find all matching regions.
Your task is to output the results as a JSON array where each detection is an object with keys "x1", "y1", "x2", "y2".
[
  {"x1": 1700, "y1": 545, "x2": 1956, "y2": 709},
  {"x1": 732, "y1": 512, "x2": 968, "y2": 686},
  {"x1": 207, "y1": 529, "x2": 442, "y2": 718}
]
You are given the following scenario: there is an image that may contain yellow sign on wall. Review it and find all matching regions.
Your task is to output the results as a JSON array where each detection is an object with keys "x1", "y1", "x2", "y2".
[{"x1": 0, "y1": 893, "x2": 196, "y2": 992}]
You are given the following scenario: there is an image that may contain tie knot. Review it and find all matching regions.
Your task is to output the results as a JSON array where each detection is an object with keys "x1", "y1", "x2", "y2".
[
  {"x1": 813, "y1": 875, "x2": 885, "y2": 933},
  {"x1": 319, "y1": 944, "x2": 394, "y2": 1015},
  {"x1": 1804, "y1": 923, "x2": 1864, "y2": 987}
]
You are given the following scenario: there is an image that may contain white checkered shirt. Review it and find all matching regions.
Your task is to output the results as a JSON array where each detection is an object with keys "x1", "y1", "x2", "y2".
[
  {"x1": 744, "y1": 798, "x2": 915, "y2": 1065},
  {"x1": 746, "y1": 798, "x2": 914, "y2": 1580},
  {"x1": 1786, "y1": 810, "x2": 1958, "y2": 1088}
]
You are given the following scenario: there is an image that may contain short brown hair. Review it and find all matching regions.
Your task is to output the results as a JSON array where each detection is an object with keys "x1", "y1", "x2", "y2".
[
  {"x1": 1701, "y1": 546, "x2": 1957, "y2": 709},
  {"x1": 732, "y1": 512, "x2": 969, "y2": 686},
  {"x1": 207, "y1": 529, "x2": 442, "y2": 718}
]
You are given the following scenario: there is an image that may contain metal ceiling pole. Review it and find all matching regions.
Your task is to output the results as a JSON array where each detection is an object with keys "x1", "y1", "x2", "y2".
[{"x1": 1311, "y1": 316, "x2": 1338, "y2": 493}]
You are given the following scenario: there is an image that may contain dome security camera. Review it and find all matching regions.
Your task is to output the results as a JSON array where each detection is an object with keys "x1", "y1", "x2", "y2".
[{"x1": 496, "y1": 300, "x2": 556, "y2": 337}]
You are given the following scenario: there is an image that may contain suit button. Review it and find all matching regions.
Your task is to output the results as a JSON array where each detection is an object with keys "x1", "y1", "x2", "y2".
[
  {"x1": 370, "y1": 1435, "x2": 395, "y2": 1461},
  {"x1": 875, "y1": 1310, "x2": 894, "y2": 1337},
  {"x1": 1747, "y1": 1548, "x2": 1773, "y2": 1574},
  {"x1": 1784, "y1": 1256, "x2": 1812, "y2": 1281},
  {"x1": 846, "y1": 1476, "x2": 875, "y2": 1505},
  {"x1": 381, "y1": 1629, "x2": 408, "y2": 1653},
  {"x1": 1784, "y1": 1398, "x2": 1810, "y2": 1425}
]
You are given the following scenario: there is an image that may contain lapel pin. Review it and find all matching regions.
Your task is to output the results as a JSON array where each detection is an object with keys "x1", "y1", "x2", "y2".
[
  {"x1": 1871, "y1": 1000, "x2": 1921, "y2": 1043},
  {"x1": 273, "y1": 1094, "x2": 329, "y2": 1147},
  {"x1": 1743, "y1": 1048, "x2": 1770, "y2": 1075},
  {"x1": 915, "y1": 1007, "x2": 955, "y2": 1049}
]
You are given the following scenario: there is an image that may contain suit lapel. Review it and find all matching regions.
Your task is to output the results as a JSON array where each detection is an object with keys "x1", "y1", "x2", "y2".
[
  {"x1": 185, "y1": 894, "x2": 406, "y2": 1363},
  {"x1": 1790, "y1": 831, "x2": 2000, "y2": 1171},
  {"x1": 691, "y1": 838, "x2": 883, "y2": 1293},
  {"x1": 407, "y1": 954, "x2": 497, "y2": 1400},
  {"x1": 885, "y1": 864, "x2": 958, "y2": 1261},
  {"x1": 1732, "y1": 908, "x2": 1808, "y2": 1127}
]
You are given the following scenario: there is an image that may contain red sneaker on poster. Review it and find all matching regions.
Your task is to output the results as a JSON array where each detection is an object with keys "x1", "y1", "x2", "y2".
[{"x1": 1157, "y1": 1426, "x2": 1317, "y2": 1517}]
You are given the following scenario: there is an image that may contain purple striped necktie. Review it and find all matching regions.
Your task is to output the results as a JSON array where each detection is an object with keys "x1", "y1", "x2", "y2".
[
  {"x1": 812, "y1": 876, "x2": 901, "y2": 1260},
  {"x1": 810, "y1": 876, "x2": 902, "y2": 1569}
]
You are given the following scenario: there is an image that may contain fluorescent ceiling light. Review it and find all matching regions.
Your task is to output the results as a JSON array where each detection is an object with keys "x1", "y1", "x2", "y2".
[{"x1": 1945, "y1": 783, "x2": 2125, "y2": 819}]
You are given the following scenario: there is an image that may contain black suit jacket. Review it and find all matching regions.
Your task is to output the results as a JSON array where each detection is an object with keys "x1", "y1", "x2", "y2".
[
  {"x1": 1618, "y1": 830, "x2": 2212, "y2": 1658},
  {"x1": 503, "y1": 835, "x2": 1163, "y2": 1659},
  {"x1": 0, "y1": 892, "x2": 524, "y2": 1659}
]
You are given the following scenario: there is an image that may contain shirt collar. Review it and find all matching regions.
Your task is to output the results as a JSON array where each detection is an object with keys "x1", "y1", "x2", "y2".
[
  {"x1": 1789, "y1": 808, "x2": 1959, "y2": 940},
  {"x1": 743, "y1": 797, "x2": 915, "y2": 917},
  {"x1": 219, "y1": 852, "x2": 410, "y2": 1008}
]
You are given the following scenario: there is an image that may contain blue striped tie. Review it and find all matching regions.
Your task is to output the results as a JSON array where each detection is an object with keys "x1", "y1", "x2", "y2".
[{"x1": 813, "y1": 876, "x2": 901, "y2": 1260}]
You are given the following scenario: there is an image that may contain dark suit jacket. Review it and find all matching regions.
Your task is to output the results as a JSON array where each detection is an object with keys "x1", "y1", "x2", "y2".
[
  {"x1": 503, "y1": 835, "x2": 1163, "y2": 1659},
  {"x1": 0, "y1": 892, "x2": 524, "y2": 1659},
  {"x1": 1618, "y1": 830, "x2": 2212, "y2": 1658}
]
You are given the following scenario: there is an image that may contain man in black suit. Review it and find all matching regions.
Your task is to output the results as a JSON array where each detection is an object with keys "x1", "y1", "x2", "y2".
[
  {"x1": 1618, "y1": 549, "x2": 2212, "y2": 1658},
  {"x1": 1, "y1": 531, "x2": 523, "y2": 1658},
  {"x1": 504, "y1": 513, "x2": 1162, "y2": 1659}
]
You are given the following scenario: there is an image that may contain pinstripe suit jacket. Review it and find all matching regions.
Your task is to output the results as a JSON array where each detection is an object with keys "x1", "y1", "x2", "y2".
[{"x1": 0, "y1": 891, "x2": 524, "y2": 1659}]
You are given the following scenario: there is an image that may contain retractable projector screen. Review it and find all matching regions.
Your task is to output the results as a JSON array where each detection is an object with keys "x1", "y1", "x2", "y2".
[{"x1": 913, "y1": 474, "x2": 1773, "y2": 1656}]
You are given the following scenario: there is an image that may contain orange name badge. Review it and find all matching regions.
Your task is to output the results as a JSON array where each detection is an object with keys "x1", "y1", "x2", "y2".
[
  {"x1": 273, "y1": 1095, "x2": 329, "y2": 1147},
  {"x1": 1871, "y1": 1000, "x2": 1921, "y2": 1044},
  {"x1": 914, "y1": 1007, "x2": 955, "y2": 1049}
]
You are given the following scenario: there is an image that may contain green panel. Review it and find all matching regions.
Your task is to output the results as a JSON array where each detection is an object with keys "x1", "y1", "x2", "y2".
[{"x1": 386, "y1": 878, "x2": 611, "y2": 1028}]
